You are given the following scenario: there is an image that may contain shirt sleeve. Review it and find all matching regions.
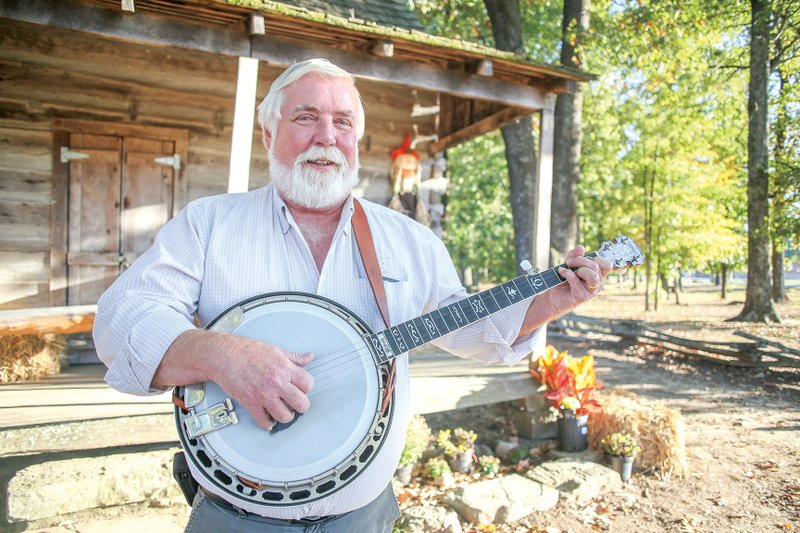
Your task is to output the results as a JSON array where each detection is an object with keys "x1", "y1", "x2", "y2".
[
  {"x1": 92, "y1": 203, "x2": 207, "y2": 395},
  {"x1": 423, "y1": 233, "x2": 543, "y2": 365}
]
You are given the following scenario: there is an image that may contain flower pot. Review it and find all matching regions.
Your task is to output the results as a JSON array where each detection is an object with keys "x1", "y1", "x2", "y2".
[
  {"x1": 433, "y1": 471, "x2": 455, "y2": 488},
  {"x1": 394, "y1": 464, "x2": 413, "y2": 486},
  {"x1": 606, "y1": 454, "x2": 635, "y2": 482},
  {"x1": 556, "y1": 412, "x2": 588, "y2": 452},
  {"x1": 448, "y1": 450, "x2": 474, "y2": 473}
]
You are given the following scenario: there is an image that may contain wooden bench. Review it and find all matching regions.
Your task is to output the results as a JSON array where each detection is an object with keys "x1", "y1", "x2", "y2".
[{"x1": 0, "y1": 305, "x2": 97, "y2": 336}]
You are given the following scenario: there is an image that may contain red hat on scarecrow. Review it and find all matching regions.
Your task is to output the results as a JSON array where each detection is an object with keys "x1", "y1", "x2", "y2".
[{"x1": 391, "y1": 133, "x2": 420, "y2": 160}]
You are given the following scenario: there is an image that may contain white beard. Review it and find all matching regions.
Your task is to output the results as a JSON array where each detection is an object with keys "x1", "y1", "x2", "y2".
[{"x1": 269, "y1": 146, "x2": 359, "y2": 210}]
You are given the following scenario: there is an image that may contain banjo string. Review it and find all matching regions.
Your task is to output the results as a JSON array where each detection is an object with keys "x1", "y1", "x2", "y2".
[{"x1": 227, "y1": 355, "x2": 381, "y2": 427}]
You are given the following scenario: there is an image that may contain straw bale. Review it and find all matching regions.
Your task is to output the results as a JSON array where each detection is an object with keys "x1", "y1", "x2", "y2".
[
  {"x1": 588, "y1": 389, "x2": 688, "y2": 480},
  {"x1": 0, "y1": 334, "x2": 67, "y2": 383}
]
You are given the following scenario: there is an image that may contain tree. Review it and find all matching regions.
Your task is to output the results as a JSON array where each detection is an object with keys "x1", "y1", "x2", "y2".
[
  {"x1": 483, "y1": 0, "x2": 539, "y2": 272},
  {"x1": 550, "y1": 0, "x2": 590, "y2": 266},
  {"x1": 768, "y1": 0, "x2": 800, "y2": 303},
  {"x1": 732, "y1": 0, "x2": 781, "y2": 322}
]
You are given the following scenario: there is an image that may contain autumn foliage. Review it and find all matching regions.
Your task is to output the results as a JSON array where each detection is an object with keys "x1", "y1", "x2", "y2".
[{"x1": 529, "y1": 345, "x2": 602, "y2": 416}]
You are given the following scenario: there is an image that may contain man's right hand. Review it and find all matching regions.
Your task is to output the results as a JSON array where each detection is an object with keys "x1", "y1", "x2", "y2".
[{"x1": 153, "y1": 329, "x2": 314, "y2": 431}]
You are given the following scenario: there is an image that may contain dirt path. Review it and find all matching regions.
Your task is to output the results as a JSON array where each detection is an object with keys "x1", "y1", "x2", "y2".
[{"x1": 424, "y1": 283, "x2": 800, "y2": 532}]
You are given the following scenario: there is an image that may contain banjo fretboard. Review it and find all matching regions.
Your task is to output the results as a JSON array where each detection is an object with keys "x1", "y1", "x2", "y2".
[{"x1": 367, "y1": 253, "x2": 598, "y2": 363}]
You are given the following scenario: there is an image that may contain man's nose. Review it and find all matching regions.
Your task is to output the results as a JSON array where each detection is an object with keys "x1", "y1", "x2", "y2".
[{"x1": 313, "y1": 117, "x2": 336, "y2": 146}]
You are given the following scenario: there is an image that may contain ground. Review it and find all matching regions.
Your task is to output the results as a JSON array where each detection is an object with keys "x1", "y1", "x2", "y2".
[
  {"x1": 14, "y1": 279, "x2": 800, "y2": 532},
  {"x1": 417, "y1": 279, "x2": 800, "y2": 532}
]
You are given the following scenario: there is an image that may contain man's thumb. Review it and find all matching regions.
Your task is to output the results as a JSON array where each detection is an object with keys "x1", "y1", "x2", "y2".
[{"x1": 287, "y1": 351, "x2": 314, "y2": 366}]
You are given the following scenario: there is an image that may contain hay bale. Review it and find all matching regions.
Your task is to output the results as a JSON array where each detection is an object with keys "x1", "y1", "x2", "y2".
[
  {"x1": 0, "y1": 334, "x2": 67, "y2": 383},
  {"x1": 588, "y1": 389, "x2": 688, "y2": 480}
]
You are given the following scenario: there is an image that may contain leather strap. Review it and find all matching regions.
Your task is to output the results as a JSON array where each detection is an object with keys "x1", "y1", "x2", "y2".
[
  {"x1": 352, "y1": 200, "x2": 391, "y2": 328},
  {"x1": 351, "y1": 199, "x2": 396, "y2": 415}
]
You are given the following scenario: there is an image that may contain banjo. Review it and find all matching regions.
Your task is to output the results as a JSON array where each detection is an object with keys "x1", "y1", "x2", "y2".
[{"x1": 173, "y1": 235, "x2": 643, "y2": 510}]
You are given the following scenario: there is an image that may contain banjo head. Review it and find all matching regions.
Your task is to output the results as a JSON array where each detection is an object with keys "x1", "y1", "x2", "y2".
[{"x1": 175, "y1": 292, "x2": 394, "y2": 508}]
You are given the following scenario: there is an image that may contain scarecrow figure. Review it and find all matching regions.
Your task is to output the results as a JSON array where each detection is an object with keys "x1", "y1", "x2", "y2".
[{"x1": 388, "y1": 133, "x2": 430, "y2": 226}]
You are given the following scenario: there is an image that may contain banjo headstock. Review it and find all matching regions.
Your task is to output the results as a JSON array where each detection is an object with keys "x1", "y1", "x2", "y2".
[{"x1": 595, "y1": 235, "x2": 644, "y2": 270}]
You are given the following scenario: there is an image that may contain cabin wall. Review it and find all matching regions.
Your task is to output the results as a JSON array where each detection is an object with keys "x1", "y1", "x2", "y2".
[{"x1": 0, "y1": 19, "x2": 437, "y2": 310}]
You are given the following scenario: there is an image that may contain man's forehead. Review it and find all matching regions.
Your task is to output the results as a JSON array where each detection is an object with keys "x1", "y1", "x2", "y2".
[{"x1": 282, "y1": 75, "x2": 358, "y2": 111}]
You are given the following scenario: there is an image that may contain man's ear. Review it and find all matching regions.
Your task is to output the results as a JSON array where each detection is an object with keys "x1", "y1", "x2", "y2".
[{"x1": 262, "y1": 128, "x2": 272, "y2": 151}]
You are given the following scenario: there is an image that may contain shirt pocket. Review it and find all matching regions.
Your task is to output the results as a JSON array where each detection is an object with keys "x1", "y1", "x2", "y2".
[{"x1": 376, "y1": 256, "x2": 421, "y2": 325}]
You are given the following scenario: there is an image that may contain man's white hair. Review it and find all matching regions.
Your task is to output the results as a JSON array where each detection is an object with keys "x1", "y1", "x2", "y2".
[{"x1": 256, "y1": 58, "x2": 366, "y2": 141}]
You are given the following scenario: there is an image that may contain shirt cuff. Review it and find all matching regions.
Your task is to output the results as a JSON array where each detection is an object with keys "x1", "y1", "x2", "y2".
[
  {"x1": 104, "y1": 311, "x2": 196, "y2": 395},
  {"x1": 482, "y1": 302, "x2": 544, "y2": 365}
]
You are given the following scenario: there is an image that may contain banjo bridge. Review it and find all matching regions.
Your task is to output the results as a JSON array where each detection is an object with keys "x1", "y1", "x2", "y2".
[{"x1": 185, "y1": 398, "x2": 239, "y2": 438}]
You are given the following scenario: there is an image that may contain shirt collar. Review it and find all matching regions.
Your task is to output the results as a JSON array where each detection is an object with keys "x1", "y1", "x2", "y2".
[{"x1": 269, "y1": 183, "x2": 355, "y2": 237}]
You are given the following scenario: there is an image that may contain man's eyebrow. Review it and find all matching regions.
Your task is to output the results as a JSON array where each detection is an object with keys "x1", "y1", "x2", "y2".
[{"x1": 290, "y1": 104, "x2": 355, "y2": 118}]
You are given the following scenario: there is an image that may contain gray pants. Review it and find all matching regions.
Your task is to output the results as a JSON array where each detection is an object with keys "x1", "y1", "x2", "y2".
[{"x1": 184, "y1": 484, "x2": 400, "y2": 533}]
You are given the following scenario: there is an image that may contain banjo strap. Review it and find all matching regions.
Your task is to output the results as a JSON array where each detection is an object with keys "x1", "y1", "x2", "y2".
[{"x1": 352, "y1": 199, "x2": 396, "y2": 415}]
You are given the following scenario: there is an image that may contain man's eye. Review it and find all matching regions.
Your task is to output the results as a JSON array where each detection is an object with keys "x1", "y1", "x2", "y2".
[
  {"x1": 293, "y1": 115, "x2": 315, "y2": 123},
  {"x1": 335, "y1": 118, "x2": 353, "y2": 128}
]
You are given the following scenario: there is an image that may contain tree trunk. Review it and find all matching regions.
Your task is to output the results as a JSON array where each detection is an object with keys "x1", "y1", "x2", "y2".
[
  {"x1": 772, "y1": 240, "x2": 787, "y2": 302},
  {"x1": 771, "y1": 70, "x2": 788, "y2": 304},
  {"x1": 732, "y1": 0, "x2": 780, "y2": 322},
  {"x1": 484, "y1": 0, "x2": 538, "y2": 271},
  {"x1": 550, "y1": 0, "x2": 589, "y2": 264},
  {"x1": 721, "y1": 264, "x2": 728, "y2": 299}
]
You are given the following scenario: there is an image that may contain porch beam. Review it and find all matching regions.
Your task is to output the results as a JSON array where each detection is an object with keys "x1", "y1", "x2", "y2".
[{"x1": 0, "y1": 0, "x2": 550, "y2": 110}]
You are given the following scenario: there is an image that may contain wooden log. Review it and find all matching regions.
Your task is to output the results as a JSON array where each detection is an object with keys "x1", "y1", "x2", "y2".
[
  {"x1": 0, "y1": 305, "x2": 96, "y2": 336},
  {"x1": 734, "y1": 330, "x2": 800, "y2": 358}
]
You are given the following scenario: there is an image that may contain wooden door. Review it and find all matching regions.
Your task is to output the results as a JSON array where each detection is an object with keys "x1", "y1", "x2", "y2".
[
  {"x1": 66, "y1": 132, "x2": 123, "y2": 304},
  {"x1": 65, "y1": 134, "x2": 176, "y2": 304}
]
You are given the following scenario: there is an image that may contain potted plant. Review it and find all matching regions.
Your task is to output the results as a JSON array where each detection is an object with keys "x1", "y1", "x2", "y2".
[
  {"x1": 601, "y1": 431, "x2": 641, "y2": 482},
  {"x1": 395, "y1": 415, "x2": 431, "y2": 486},
  {"x1": 478, "y1": 455, "x2": 501, "y2": 478},
  {"x1": 556, "y1": 396, "x2": 589, "y2": 452},
  {"x1": 437, "y1": 427, "x2": 477, "y2": 473},
  {"x1": 425, "y1": 457, "x2": 454, "y2": 488},
  {"x1": 530, "y1": 345, "x2": 602, "y2": 452}
]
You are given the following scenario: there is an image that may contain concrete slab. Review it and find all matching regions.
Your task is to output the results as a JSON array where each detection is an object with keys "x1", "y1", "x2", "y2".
[
  {"x1": 0, "y1": 366, "x2": 171, "y2": 430},
  {"x1": 1, "y1": 346, "x2": 538, "y2": 431}
]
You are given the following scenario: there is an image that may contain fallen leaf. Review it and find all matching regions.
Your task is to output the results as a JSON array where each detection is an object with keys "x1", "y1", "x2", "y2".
[{"x1": 756, "y1": 461, "x2": 779, "y2": 470}]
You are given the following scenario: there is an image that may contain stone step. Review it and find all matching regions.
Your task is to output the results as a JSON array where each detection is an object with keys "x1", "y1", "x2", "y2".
[
  {"x1": 6, "y1": 448, "x2": 184, "y2": 523},
  {"x1": 0, "y1": 414, "x2": 176, "y2": 458},
  {"x1": 5, "y1": 443, "x2": 623, "y2": 528}
]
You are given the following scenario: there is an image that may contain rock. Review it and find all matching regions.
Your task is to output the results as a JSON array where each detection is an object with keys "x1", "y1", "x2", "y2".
[
  {"x1": 399, "y1": 504, "x2": 463, "y2": 533},
  {"x1": 7, "y1": 449, "x2": 181, "y2": 522},
  {"x1": 525, "y1": 458, "x2": 621, "y2": 503},
  {"x1": 546, "y1": 448, "x2": 603, "y2": 463},
  {"x1": 494, "y1": 439, "x2": 519, "y2": 459},
  {"x1": 443, "y1": 474, "x2": 558, "y2": 524}
]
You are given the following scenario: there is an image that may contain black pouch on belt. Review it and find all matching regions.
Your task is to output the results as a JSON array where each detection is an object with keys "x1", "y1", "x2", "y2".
[{"x1": 172, "y1": 451, "x2": 199, "y2": 506}]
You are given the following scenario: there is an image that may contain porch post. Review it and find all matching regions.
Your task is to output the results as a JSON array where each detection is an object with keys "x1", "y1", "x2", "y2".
[
  {"x1": 228, "y1": 56, "x2": 260, "y2": 193},
  {"x1": 534, "y1": 96, "x2": 555, "y2": 269},
  {"x1": 533, "y1": 96, "x2": 555, "y2": 353}
]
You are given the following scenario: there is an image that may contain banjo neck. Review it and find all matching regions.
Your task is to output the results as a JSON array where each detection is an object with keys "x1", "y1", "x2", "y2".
[
  {"x1": 367, "y1": 233, "x2": 644, "y2": 363},
  {"x1": 367, "y1": 254, "x2": 593, "y2": 363}
]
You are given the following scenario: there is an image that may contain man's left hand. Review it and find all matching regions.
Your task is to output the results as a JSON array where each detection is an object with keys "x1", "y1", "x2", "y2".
[{"x1": 518, "y1": 245, "x2": 613, "y2": 339}]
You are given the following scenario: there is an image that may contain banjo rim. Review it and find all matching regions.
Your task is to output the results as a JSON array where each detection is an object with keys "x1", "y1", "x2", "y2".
[{"x1": 174, "y1": 291, "x2": 395, "y2": 508}]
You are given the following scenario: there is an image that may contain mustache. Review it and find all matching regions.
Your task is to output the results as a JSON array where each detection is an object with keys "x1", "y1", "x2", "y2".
[{"x1": 294, "y1": 146, "x2": 348, "y2": 168}]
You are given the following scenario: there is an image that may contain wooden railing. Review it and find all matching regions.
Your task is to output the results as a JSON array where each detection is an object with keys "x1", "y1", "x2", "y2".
[{"x1": 550, "y1": 314, "x2": 800, "y2": 369}]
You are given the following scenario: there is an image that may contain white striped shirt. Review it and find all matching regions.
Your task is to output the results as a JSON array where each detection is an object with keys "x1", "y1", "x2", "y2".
[{"x1": 94, "y1": 183, "x2": 541, "y2": 519}]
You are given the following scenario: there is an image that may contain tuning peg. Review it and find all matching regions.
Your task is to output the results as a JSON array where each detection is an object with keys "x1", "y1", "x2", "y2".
[{"x1": 519, "y1": 260, "x2": 539, "y2": 276}]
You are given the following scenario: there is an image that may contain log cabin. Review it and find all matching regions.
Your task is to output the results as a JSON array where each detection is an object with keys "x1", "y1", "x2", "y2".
[{"x1": 0, "y1": 0, "x2": 590, "y2": 321}]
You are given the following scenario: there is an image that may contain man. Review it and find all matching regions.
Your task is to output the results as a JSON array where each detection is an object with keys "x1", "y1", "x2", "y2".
[{"x1": 94, "y1": 58, "x2": 611, "y2": 532}]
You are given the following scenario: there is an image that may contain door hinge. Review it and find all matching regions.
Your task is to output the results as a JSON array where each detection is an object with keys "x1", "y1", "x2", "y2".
[
  {"x1": 154, "y1": 153, "x2": 181, "y2": 171},
  {"x1": 60, "y1": 146, "x2": 90, "y2": 163}
]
